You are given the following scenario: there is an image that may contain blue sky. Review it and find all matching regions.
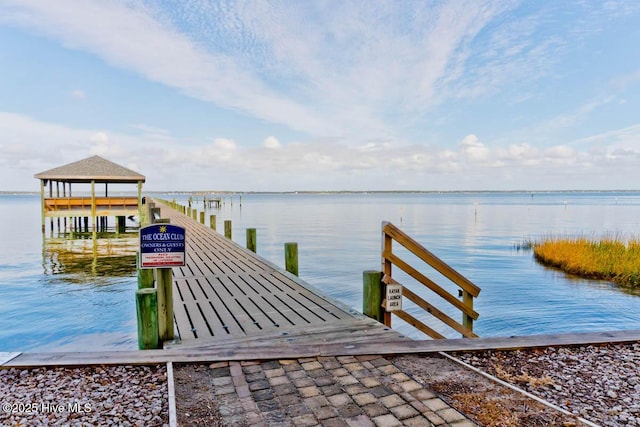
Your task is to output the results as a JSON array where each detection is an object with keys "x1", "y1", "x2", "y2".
[{"x1": 1, "y1": 0, "x2": 639, "y2": 191}]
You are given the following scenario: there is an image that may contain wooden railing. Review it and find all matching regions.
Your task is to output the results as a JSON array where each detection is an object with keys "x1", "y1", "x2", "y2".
[
  {"x1": 378, "y1": 221, "x2": 480, "y2": 339},
  {"x1": 44, "y1": 197, "x2": 139, "y2": 211}
]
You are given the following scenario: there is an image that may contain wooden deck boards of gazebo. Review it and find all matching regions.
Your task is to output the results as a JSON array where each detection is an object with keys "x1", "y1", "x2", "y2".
[{"x1": 157, "y1": 203, "x2": 407, "y2": 351}]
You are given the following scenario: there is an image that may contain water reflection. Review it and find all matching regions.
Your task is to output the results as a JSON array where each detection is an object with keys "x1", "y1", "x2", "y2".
[
  {"x1": 538, "y1": 262, "x2": 640, "y2": 297},
  {"x1": 42, "y1": 234, "x2": 138, "y2": 278}
]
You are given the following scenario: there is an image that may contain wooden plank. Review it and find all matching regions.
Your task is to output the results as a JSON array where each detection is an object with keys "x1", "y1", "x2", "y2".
[
  {"x1": 173, "y1": 278, "x2": 216, "y2": 339},
  {"x1": 166, "y1": 362, "x2": 177, "y2": 427},
  {"x1": 394, "y1": 310, "x2": 446, "y2": 339},
  {"x1": 0, "y1": 352, "x2": 21, "y2": 366},
  {"x1": 5, "y1": 329, "x2": 640, "y2": 367},
  {"x1": 193, "y1": 276, "x2": 258, "y2": 337},
  {"x1": 201, "y1": 276, "x2": 269, "y2": 335},
  {"x1": 171, "y1": 319, "x2": 407, "y2": 350},
  {"x1": 172, "y1": 301, "x2": 196, "y2": 341}
]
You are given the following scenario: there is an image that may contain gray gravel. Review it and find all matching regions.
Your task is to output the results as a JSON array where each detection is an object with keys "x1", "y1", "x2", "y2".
[
  {"x1": 455, "y1": 341, "x2": 640, "y2": 427},
  {"x1": 0, "y1": 364, "x2": 168, "y2": 427}
]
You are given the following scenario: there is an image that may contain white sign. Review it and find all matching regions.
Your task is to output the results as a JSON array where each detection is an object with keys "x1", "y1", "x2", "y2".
[{"x1": 386, "y1": 283, "x2": 403, "y2": 312}]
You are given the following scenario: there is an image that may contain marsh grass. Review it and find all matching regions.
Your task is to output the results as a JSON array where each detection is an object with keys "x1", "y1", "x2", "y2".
[{"x1": 532, "y1": 235, "x2": 640, "y2": 287}]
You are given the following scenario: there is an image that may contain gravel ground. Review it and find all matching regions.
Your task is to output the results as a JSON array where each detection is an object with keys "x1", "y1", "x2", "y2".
[
  {"x1": 454, "y1": 341, "x2": 640, "y2": 426},
  {"x1": 0, "y1": 365, "x2": 168, "y2": 427},
  {"x1": 392, "y1": 354, "x2": 581, "y2": 426}
]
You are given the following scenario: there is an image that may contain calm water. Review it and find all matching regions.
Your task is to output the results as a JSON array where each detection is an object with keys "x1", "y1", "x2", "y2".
[{"x1": 2, "y1": 191, "x2": 640, "y2": 352}]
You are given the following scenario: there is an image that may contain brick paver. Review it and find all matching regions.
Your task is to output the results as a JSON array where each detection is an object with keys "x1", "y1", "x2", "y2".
[{"x1": 196, "y1": 356, "x2": 478, "y2": 426}]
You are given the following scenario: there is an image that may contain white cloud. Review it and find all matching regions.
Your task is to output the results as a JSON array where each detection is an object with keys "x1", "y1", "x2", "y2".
[
  {"x1": 89, "y1": 132, "x2": 109, "y2": 156},
  {"x1": 263, "y1": 136, "x2": 281, "y2": 149},
  {"x1": 544, "y1": 145, "x2": 576, "y2": 159},
  {"x1": 4, "y1": 112, "x2": 640, "y2": 191},
  {"x1": 460, "y1": 134, "x2": 490, "y2": 162},
  {"x1": 0, "y1": 0, "x2": 537, "y2": 142}
]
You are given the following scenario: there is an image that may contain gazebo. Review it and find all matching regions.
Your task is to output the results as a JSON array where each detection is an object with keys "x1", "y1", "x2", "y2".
[{"x1": 34, "y1": 155, "x2": 146, "y2": 235}]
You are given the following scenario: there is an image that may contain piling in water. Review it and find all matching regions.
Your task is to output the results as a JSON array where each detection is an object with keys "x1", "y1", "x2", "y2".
[{"x1": 285, "y1": 242, "x2": 298, "y2": 276}]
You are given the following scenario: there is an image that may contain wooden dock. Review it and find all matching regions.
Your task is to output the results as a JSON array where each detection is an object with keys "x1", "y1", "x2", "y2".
[
  {"x1": 4, "y1": 198, "x2": 640, "y2": 368},
  {"x1": 157, "y1": 202, "x2": 409, "y2": 350}
]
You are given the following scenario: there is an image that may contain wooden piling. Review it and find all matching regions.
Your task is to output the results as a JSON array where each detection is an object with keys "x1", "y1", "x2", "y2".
[
  {"x1": 136, "y1": 288, "x2": 159, "y2": 350},
  {"x1": 363, "y1": 270, "x2": 385, "y2": 323},
  {"x1": 246, "y1": 228, "x2": 257, "y2": 253},
  {"x1": 285, "y1": 242, "x2": 299, "y2": 276},
  {"x1": 117, "y1": 216, "x2": 126, "y2": 234},
  {"x1": 137, "y1": 252, "x2": 154, "y2": 289},
  {"x1": 156, "y1": 267, "x2": 174, "y2": 342},
  {"x1": 199, "y1": 211, "x2": 205, "y2": 224},
  {"x1": 152, "y1": 217, "x2": 174, "y2": 341},
  {"x1": 224, "y1": 220, "x2": 232, "y2": 239},
  {"x1": 210, "y1": 215, "x2": 216, "y2": 231}
]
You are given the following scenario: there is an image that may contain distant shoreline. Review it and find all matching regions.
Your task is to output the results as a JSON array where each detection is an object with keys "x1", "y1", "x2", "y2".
[{"x1": 2, "y1": 189, "x2": 640, "y2": 196}]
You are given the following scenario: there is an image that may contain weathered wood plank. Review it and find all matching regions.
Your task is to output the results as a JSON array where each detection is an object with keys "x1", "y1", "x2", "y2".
[
  {"x1": 173, "y1": 278, "x2": 216, "y2": 339},
  {"x1": 5, "y1": 329, "x2": 640, "y2": 368},
  {"x1": 0, "y1": 352, "x2": 21, "y2": 366},
  {"x1": 394, "y1": 309, "x2": 446, "y2": 339}
]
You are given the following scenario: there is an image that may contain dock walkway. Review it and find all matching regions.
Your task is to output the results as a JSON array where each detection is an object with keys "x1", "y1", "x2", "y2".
[{"x1": 157, "y1": 203, "x2": 408, "y2": 351}]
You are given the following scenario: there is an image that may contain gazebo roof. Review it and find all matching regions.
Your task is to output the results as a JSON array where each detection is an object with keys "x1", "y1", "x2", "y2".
[{"x1": 34, "y1": 155, "x2": 145, "y2": 184}]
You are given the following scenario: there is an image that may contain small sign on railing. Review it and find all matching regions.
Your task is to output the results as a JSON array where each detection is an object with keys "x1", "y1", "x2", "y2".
[
  {"x1": 139, "y1": 224, "x2": 186, "y2": 268},
  {"x1": 386, "y1": 283, "x2": 403, "y2": 311}
]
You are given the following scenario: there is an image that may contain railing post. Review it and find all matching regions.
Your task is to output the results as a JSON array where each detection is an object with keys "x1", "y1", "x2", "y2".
[
  {"x1": 210, "y1": 215, "x2": 216, "y2": 231},
  {"x1": 285, "y1": 242, "x2": 298, "y2": 276},
  {"x1": 246, "y1": 228, "x2": 257, "y2": 253},
  {"x1": 462, "y1": 290, "x2": 474, "y2": 335},
  {"x1": 199, "y1": 211, "x2": 205, "y2": 224},
  {"x1": 381, "y1": 223, "x2": 393, "y2": 327},
  {"x1": 363, "y1": 270, "x2": 385, "y2": 323},
  {"x1": 151, "y1": 207, "x2": 161, "y2": 223}
]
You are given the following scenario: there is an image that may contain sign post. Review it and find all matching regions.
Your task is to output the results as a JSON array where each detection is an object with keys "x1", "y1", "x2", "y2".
[{"x1": 139, "y1": 223, "x2": 186, "y2": 342}]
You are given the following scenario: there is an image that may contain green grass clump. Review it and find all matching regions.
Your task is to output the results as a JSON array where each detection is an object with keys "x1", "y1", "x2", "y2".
[{"x1": 533, "y1": 236, "x2": 640, "y2": 287}]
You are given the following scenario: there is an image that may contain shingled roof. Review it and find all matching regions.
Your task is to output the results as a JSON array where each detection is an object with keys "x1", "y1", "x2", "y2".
[{"x1": 34, "y1": 155, "x2": 145, "y2": 183}]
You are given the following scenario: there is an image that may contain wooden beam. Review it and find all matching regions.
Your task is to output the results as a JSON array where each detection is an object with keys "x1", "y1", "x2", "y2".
[
  {"x1": 394, "y1": 309, "x2": 446, "y2": 339},
  {"x1": 5, "y1": 329, "x2": 640, "y2": 367}
]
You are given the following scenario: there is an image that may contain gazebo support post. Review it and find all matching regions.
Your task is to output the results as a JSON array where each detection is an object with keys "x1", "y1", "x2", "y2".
[
  {"x1": 40, "y1": 179, "x2": 46, "y2": 233},
  {"x1": 91, "y1": 180, "x2": 97, "y2": 240}
]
